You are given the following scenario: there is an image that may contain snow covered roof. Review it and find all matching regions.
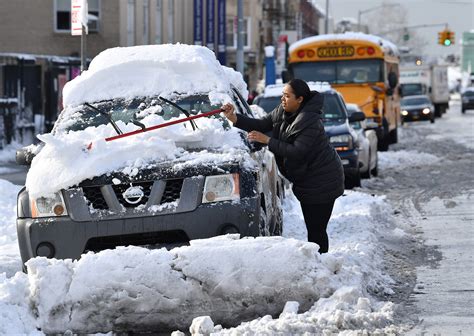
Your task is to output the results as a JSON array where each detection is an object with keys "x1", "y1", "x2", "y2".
[
  {"x1": 289, "y1": 32, "x2": 399, "y2": 57},
  {"x1": 263, "y1": 82, "x2": 333, "y2": 97},
  {"x1": 63, "y1": 44, "x2": 248, "y2": 107}
]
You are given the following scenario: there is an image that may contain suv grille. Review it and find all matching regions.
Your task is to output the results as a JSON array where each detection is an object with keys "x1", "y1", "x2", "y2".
[
  {"x1": 160, "y1": 179, "x2": 183, "y2": 204},
  {"x1": 82, "y1": 186, "x2": 108, "y2": 210},
  {"x1": 82, "y1": 178, "x2": 184, "y2": 211}
]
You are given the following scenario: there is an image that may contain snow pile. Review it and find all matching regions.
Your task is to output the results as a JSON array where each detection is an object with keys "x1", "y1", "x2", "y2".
[
  {"x1": 0, "y1": 180, "x2": 22, "y2": 278},
  {"x1": 26, "y1": 237, "x2": 328, "y2": 333},
  {"x1": 213, "y1": 192, "x2": 399, "y2": 335},
  {"x1": 63, "y1": 44, "x2": 248, "y2": 107},
  {"x1": 0, "y1": 184, "x2": 402, "y2": 334},
  {"x1": 378, "y1": 150, "x2": 439, "y2": 170},
  {"x1": 0, "y1": 142, "x2": 22, "y2": 164}
]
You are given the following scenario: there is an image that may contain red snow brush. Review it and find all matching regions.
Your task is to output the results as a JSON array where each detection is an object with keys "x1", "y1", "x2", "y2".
[{"x1": 86, "y1": 108, "x2": 224, "y2": 150}]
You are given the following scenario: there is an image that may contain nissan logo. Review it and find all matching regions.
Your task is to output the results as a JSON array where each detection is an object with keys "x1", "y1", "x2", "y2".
[{"x1": 122, "y1": 186, "x2": 144, "y2": 204}]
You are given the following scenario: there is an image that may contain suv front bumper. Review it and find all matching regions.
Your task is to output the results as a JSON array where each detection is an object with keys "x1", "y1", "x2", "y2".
[{"x1": 17, "y1": 196, "x2": 260, "y2": 264}]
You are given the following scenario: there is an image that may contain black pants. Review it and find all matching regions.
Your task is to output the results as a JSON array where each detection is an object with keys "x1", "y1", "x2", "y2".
[{"x1": 300, "y1": 200, "x2": 335, "y2": 254}]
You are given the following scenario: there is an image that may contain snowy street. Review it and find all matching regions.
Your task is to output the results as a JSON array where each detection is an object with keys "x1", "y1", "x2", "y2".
[{"x1": 0, "y1": 96, "x2": 472, "y2": 334}]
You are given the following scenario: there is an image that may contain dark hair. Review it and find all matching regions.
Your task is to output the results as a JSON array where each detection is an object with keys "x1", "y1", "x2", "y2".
[{"x1": 287, "y1": 79, "x2": 310, "y2": 102}]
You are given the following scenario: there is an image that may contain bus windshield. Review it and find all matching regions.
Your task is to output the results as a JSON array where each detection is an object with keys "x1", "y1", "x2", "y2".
[{"x1": 291, "y1": 59, "x2": 384, "y2": 84}]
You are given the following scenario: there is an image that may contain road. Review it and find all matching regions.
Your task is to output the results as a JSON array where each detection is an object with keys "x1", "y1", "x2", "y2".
[
  {"x1": 0, "y1": 161, "x2": 28, "y2": 185},
  {"x1": 1, "y1": 97, "x2": 472, "y2": 334},
  {"x1": 364, "y1": 97, "x2": 474, "y2": 334}
]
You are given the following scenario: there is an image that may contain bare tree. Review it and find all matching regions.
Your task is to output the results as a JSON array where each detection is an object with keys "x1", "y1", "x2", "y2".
[{"x1": 366, "y1": 1, "x2": 428, "y2": 55}]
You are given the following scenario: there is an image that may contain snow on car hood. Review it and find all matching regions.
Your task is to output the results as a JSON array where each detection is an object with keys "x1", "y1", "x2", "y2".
[
  {"x1": 62, "y1": 44, "x2": 248, "y2": 107},
  {"x1": 25, "y1": 113, "x2": 253, "y2": 199}
]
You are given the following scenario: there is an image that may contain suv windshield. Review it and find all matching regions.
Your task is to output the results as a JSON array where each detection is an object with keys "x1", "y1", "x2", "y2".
[
  {"x1": 56, "y1": 95, "x2": 224, "y2": 133},
  {"x1": 256, "y1": 92, "x2": 347, "y2": 126},
  {"x1": 401, "y1": 97, "x2": 430, "y2": 106},
  {"x1": 255, "y1": 96, "x2": 281, "y2": 113}
]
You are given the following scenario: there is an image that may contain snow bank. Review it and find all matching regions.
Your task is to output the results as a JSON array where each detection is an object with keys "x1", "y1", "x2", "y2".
[
  {"x1": 0, "y1": 180, "x2": 22, "y2": 278},
  {"x1": 0, "y1": 142, "x2": 22, "y2": 164},
  {"x1": 0, "y1": 188, "x2": 402, "y2": 334},
  {"x1": 63, "y1": 44, "x2": 248, "y2": 107},
  {"x1": 379, "y1": 150, "x2": 439, "y2": 170},
  {"x1": 26, "y1": 236, "x2": 328, "y2": 333}
]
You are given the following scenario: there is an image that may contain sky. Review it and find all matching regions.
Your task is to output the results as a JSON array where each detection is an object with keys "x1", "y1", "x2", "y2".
[{"x1": 312, "y1": 0, "x2": 474, "y2": 58}]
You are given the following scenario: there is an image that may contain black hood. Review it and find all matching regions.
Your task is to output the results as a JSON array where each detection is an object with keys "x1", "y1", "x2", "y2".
[{"x1": 301, "y1": 91, "x2": 324, "y2": 115}]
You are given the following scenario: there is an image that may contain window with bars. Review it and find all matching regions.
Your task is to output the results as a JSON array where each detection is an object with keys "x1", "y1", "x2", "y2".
[{"x1": 54, "y1": 0, "x2": 100, "y2": 33}]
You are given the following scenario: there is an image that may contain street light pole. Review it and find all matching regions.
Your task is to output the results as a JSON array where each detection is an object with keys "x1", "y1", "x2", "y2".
[
  {"x1": 325, "y1": 0, "x2": 329, "y2": 34},
  {"x1": 236, "y1": 0, "x2": 244, "y2": 76}
]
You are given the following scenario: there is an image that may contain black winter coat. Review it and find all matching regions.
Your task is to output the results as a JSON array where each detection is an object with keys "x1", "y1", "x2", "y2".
[{"x1": 235, "y1": 91, "x2": 344, "y2": 204}]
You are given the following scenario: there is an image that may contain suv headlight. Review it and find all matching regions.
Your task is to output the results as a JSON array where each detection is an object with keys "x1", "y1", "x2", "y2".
[
  {"x1": 330, "y1": 134, "x2": 353, "y2": 150},
  {"x1": 202, "y1": 173, "x2": 240, "y2": 203},
  {"x1": 31, "y1": 192, "x2": 68, "y2": 218}
]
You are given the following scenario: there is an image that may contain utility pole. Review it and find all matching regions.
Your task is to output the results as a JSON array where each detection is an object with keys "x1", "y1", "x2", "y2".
[
  {"x1": 168, "y1": 0, "x2": 174, "y2": 43},
  {"x1": 81, "y1": 25, "x2": 87, "y2": 72},
  {"x1": 325, "y1": 0, "x2": 329, "y2": 34},
  {"x1": 236, "y1": 0, "x2": 244, "y2": 75}
]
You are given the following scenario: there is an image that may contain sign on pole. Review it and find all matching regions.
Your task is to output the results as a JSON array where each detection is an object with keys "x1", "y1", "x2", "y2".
[{"x1": 71, "y1": 0, "x2": 88, "y2": 36}]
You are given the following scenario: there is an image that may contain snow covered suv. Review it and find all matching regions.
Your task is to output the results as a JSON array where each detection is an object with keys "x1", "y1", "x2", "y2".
[{"x1": 16, "y1": 45, "x2": 283, "y2": 266}]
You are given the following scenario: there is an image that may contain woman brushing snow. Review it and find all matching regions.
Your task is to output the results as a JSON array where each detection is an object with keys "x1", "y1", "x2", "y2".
[{"x1": 222, "y1": 79, "x2": 344, "y2": 253}]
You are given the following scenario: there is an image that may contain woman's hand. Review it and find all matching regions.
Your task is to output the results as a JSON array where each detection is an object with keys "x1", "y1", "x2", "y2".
[
  {"x1": 248, "y1": 131, "x2": 270, "y2": 145},
  {"x1": 221, "y1": 103, "x2": 237, "y2": 123}
]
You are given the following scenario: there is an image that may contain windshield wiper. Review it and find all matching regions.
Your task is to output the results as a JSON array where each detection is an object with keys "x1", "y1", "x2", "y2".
[
  {"x1": 158, "y1": 96, "x2": 198, "y2": 131},
  {"x1": 84, "y1": 102, "x2": 123, "y2": 135}
]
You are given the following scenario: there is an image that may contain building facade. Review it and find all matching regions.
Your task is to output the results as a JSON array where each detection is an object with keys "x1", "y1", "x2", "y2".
[{"x1": 0, "y1": 0, "x2": 325, "y2": 146}]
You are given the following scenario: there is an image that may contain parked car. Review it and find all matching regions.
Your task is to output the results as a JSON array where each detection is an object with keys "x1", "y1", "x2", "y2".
[
  {"x1": 15, "y1": 45, "x2": 283, "y2": 267},
  {"x1": 346, "y1": 103, "x2": 379, "y2": 178},
  {"x1": 400, "y1": 95, "x2": 435, "y2": 124},
  {"x1": 254, "y1": 82, "x2": 363, "y2": 189},
  {"x1": 461, "y1": 87, "x2": 474, "y2": 113}
]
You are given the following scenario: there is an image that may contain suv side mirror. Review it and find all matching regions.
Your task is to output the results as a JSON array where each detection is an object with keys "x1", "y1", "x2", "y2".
[
  {"x1": 16, "y1": 147, "x2": 37, "y2": 166},
  {"x1": 388, "y1": 71, "x2": 398, "y2": 89},
  {"x1": 281, "y1": 70, "x2": 291, "y2": 83},
  {"x1": 348, "y1": 111, "x2": 366, "y2": 123},
  {"x1": 365, "y1": 121, "x2": 379, "y2": 130}
]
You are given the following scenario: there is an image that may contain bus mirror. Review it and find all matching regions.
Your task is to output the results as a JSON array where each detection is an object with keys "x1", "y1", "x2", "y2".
[
  {"x1": 386, "y1": 88, "x2": 394, "y2": 96},
  {"x1": 388, "y1": 72, "x2": 398, "y2": 89},
  {"x1": 281, "y1": 70, "x2": 291, "y2": 83},
  {"x1": 371, "y1": 85, "x2": 384, "y2": 93}
]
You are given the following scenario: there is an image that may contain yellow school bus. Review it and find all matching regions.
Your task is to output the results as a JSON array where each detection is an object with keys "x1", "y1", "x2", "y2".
[{"x1": 286, "y1": 33, "x2": 401, "y2": 150}]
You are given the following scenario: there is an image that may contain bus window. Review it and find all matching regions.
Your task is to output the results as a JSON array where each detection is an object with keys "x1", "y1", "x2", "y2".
[
  {"x1": 336, "y1": 60, "x2": 383, "y2": 83},
  {"x1": 291, "y1": 59, "x2": 383, "y2": 84},
  {"x1": 292, "y1": 61, "x2": 337, "y2": 83}
]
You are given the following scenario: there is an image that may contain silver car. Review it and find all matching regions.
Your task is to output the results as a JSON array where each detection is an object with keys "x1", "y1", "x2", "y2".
[{"x1": 346, "y1": 103, "x2": 378, "y2": 178}]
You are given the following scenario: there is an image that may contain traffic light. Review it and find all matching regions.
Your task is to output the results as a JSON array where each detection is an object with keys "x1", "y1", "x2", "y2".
[
  {"x1": 438, "y1": 29, "x2": 455, "y2": 46},
  {"x1": 438, "y1": 31, "x2": 445, "y2": 45},
  {"x1": 444, "y1": 30, "x2": 454, "y2": 46}
]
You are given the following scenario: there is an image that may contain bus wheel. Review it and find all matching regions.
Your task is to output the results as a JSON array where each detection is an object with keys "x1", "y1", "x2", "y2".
[
  {"x1": 378, "y1": 137, "x2": 389, "y2": 151},
  {"x1": 389, "y1": 127, "x2": 398, "y2": 144}
]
